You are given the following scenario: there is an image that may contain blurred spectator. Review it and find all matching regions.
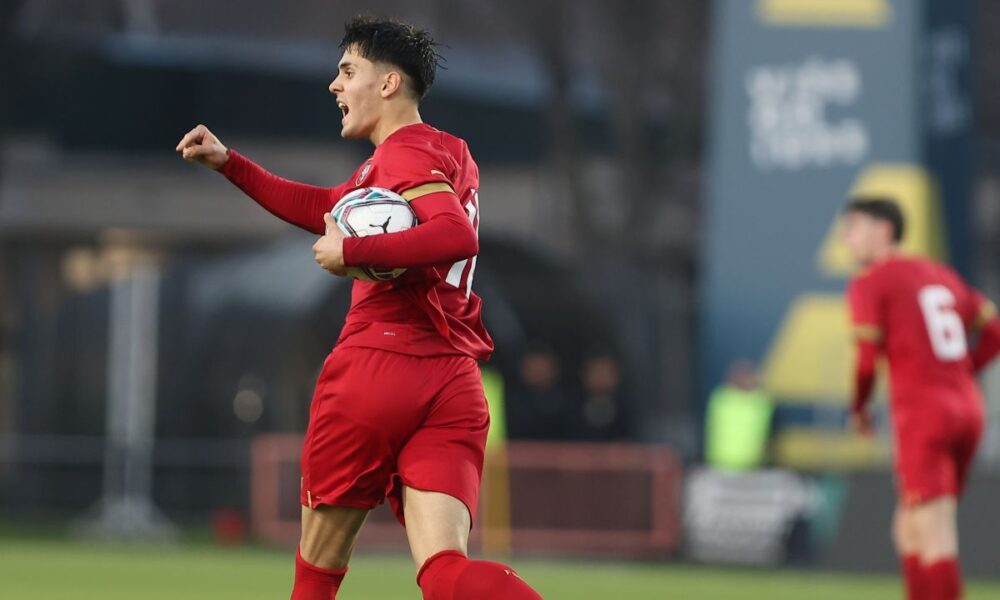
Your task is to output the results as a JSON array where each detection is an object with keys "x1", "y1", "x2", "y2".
[
  {"x1": 578, "y1": 347, "x2": 628, "y2": 440},
  {"x1": 507, "y1": 341, "x2": 572, "y2": 440},
  {"x1": 704, "y1": 359, "x2": 774, "y2": 471}
]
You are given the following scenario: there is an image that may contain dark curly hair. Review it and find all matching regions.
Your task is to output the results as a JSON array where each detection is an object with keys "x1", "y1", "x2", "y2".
[
  {"x1": 844, "y1": 197, "x2": 905, "y2": 243},
  {"x1": 340, "y1": 15, "x2": 442, "y2": 100}
]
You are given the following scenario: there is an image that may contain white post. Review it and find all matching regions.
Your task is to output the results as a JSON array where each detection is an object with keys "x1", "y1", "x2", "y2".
[{"x1": 77, "y1": 246, "x2": 175, "y2": 541}]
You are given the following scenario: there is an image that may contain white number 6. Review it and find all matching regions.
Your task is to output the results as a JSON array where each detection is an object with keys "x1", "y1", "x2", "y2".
[{"x1": 918, "y1": 285, "x2": 967, "y2": 361}]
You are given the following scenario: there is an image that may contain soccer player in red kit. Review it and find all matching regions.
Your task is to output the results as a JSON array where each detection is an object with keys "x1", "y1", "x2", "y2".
[
  {"x1": 842, "y1": 198, "x2": 1000, "y2": 600},
  {"x1": 176, "y1": 16, "x2": 542, "y2": 600}
]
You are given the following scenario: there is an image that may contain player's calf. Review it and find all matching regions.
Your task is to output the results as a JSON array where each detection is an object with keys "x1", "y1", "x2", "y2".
[
  {"x1": 404, "y1": 487, "x2": 544, "y2": 599},
  {"x1": 292, "y1": 548, "x2": 348, "y2": 600},
  {"x1": 893, "y1": 506, "x2": 926, "y2": 600},
  {"x1": 299, "y1": 504, "x2": 369, "y2": 569},
  {"x1": 418, "y1": 550, "x2": 543, "y2": 600},
  {"x1": 292, "y1": 505, "x2": 369, "y2": 599},
  {"x1": 911, "y1": 497, "x2": 962, "y2": 600}
]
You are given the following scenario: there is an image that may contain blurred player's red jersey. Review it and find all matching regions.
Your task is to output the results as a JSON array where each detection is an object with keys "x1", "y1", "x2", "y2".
[
  {"x1": 336, "y1": 123, "x2": 493, "y2": 360},
  {"x1": 847, "y1": 255, "x2": 996, "y2": 502},
  {"x1": 847, "y1": 255, "x2": 989, "y2": 418}
]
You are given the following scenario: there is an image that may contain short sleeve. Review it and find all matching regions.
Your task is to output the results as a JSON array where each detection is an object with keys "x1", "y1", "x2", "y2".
[
  {"x1": 847, "y1": 276, "x2": 883, "y2": 343},
  {"x1": 950, "y1": 271, "x2": 998, "y2": 331},
  {"x1": 378, "y1": 142, "x2": 458, "y2": 202},
  {"x1": 971, "y1": 297, "x2": 999, "y2": 331}
]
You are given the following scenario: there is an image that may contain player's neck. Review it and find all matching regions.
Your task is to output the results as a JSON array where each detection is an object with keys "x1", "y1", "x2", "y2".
[
  {"x1": 866, "y1": 245, "x2": 899, "y2": 266},
  {"x1": 370, "y1": 105, "x2": 423, "y2": 146}
]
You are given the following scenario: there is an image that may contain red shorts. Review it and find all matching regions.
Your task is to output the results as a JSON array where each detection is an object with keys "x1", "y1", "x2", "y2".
[
  {"x1": 300, "y1": 347, "x2": 489, "y2": 525},
  {"x1": 893, "y1": 405, "x2": 983, "y2": 506}
]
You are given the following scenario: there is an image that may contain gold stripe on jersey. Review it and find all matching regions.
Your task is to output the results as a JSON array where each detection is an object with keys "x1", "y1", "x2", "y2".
[
  {"x1": 853, "y1": 324, "x2": 882, "y2": 343},
  {"x1": 972, "y1": 300, "x2": 998, "y2": 331},
  {"x1": 401, "y1": 182, "x2": 455, "y2": 201}
]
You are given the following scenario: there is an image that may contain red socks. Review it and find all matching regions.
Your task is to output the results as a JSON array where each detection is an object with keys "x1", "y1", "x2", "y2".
[
  {"x1": 291, "y1": 548, "x2": 347, "y2": 600},
  {"x1": 922, "y1": 558, "x2": 962, "y2": 600},
  {"x1": 902, "y1": 555, "x2": 924, "y2": 600},
  {"x1": 417, "y1": 550, "x2": 543, "y2": 600}
]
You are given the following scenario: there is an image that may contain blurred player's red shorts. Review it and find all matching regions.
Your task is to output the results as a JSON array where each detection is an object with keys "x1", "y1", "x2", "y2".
[
  {"x1": 893, "y1": 398, "x2": 984, "y2": 505},
  {"x1": 300, "y1": 347, "x2": 489, "y2": 525}
]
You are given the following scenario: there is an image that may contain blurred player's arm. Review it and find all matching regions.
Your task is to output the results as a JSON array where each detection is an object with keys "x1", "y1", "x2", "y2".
[
  {"x1": 847, "y1": 279, "x2": 882, "y2": 435},
  {"x1": 343, "y1": 187, "x2": 477, "y2": 269},
  {"x1": 968, "y1": 298, "x2": 1000, "y2": 373},
  {"x1": 851, "y1": 338, "x2": 879, "y2": 434},
  {"x1": 176, "y1": 124, "x2": 337, "y2": 234}
]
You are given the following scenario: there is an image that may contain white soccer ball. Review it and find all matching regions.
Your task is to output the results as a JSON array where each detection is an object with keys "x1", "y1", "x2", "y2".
[{"x1": 330, "y1": 187, "x2": 417, "y2": 281}]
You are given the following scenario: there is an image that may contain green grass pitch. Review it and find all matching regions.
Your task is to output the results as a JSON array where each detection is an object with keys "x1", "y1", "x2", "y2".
[{"x1": 2, "y1": 538, "x2": 999, "y2": 599}]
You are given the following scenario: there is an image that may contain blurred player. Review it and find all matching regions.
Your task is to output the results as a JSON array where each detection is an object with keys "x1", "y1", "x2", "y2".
[
  {"x1": 176, "y1": 15, "x2": 542, "y2": 600},
  {"x1": 842, "y1": 198, "x2": 1000, "y2": 600}
]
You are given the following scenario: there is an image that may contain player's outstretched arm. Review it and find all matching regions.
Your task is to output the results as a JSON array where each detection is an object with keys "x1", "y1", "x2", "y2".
[
  {"x1": 175, "y1": 124, "x2": 338, "y2": 235},
  {"x1": 342, "y1": 191, "x2": 477, "y2": 269}
]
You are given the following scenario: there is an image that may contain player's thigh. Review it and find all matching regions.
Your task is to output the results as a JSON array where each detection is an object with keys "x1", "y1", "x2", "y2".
[
  {"x1": 894, "y1": 427, "x2": 952, "y2": 506},
  {"x1": 299, "y1": 504, "x2": 370, "y2": 569},
  {"x1": 402, "y1": 485, "x2": 472, "y2": 568},
  {"x1": 303, "y1": 348, "x2": 434, "y2": 510},
  {"x1": 952, "y1": 411, "x2": 984, "y2": 497},
  {"x1": 391, "y1": 356, "x2": 489, "y2": 526},
  {"x1": 910, "y1": 496, "x2": 958, "y2": 561}
]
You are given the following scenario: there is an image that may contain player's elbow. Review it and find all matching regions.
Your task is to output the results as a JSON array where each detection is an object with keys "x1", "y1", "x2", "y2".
[
  {"x1": 438, "y1": 214, "x2": 478, "y2": 261},
  {"x1": 448, "y1": 223, "x2": 478, "y2": 262},
  {"x1": 854, "y1": 342, "x2": 878, "y2": 373},
  {"x1": 460, "y1": 223, "x2": 479, "y2": 257}
]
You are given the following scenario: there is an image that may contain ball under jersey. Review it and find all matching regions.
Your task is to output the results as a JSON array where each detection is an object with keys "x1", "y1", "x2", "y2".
[
  {"x1": 334, "y1": 123, "x2": 493, "y2": 361},
  {"x1": 846, "y1": 256, "x2": 991, "y2": 422}
]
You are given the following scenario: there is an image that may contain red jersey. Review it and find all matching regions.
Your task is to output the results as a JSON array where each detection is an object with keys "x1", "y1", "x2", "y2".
[
  {"x1": 335, "y1": 123, "x2": 493, "y2": 360},
  {"x1": 846, "y1": 256, "x2": 991, "y2": 421},
  {"x1": 220, "y1": 122, "x2": 493, "y2": 361}
]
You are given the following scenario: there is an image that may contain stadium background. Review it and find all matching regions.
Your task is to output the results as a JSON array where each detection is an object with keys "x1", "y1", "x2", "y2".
[{"x1": 1, "y1": 0, "x2": 1000, "y2": 598}]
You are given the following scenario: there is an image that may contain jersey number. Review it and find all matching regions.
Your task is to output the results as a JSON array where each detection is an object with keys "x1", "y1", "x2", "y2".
[
  {"x1": 445, "y1": 190, "x2": 479, "y2": 297},
  {"x1": 918, "y1": 285, "x2": 967, "y2": 361}
]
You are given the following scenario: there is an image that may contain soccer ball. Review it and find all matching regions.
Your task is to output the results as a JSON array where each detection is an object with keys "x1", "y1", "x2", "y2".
[{"x1": 331, "y1": 187, "x2": 417, "y2": 281}]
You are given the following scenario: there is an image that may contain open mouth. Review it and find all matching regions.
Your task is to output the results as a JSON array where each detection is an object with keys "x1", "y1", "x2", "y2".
[{"x1": 337, "y1": 100, "x2": 350, "y2": 120}]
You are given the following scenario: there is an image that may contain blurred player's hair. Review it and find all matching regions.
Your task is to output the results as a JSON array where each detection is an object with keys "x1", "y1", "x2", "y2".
[
  {"x1": 340, "y1": 15, "x2": 442, "y2": 100},
  {"x1": 844, "y1": 197, "x2": 905, "y2": 242}
]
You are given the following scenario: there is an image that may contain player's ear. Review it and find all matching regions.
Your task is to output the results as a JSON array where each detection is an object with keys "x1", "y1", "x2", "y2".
[{"x1": 381, "y1": 71, "x2": 403, "y2": 98}]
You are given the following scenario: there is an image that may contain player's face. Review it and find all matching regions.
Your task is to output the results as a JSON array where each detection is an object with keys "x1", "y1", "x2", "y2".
[
  {"x1": 329, "y1": 48, "x2": 384, "y2": 140},
  {"x1": 841, "y1": 211, "x2": 886, "y2": 265}
]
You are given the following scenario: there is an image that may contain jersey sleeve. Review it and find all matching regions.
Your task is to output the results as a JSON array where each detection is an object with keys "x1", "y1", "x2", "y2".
[
  {"x1": 379, "y1": 141, "x2": 460, "y2": 202},
  {"x1": 966, "y1": 292, "x2": 997, "y2": 332},
  {"x1": 220, "y1": 149, "x2": 347, "y2": 234},
  {"x1": 962, "y1": 288, "x2": 997, "y2": 332},
  {"x1": 943, "y1": 267, "x2": 998, "y2": 332},
  {"x1": 846, "y1": 276, "x2": 884, "y2": 344},
  {"x1": 341, "y1": 193, "x2": 477, "y2": 269}
]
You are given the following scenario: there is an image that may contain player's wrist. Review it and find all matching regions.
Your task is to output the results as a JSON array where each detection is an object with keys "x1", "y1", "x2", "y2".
[
  {"x1": 212, "y1": 146, "x2": 229, "y2": 171},
  {"x1": 341, "y1": 236, "x2": 358, "y2": 267},
  {"x1": 217, "y1": 147, "x2": 238, "y2": 175}
]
